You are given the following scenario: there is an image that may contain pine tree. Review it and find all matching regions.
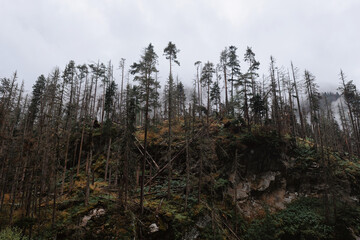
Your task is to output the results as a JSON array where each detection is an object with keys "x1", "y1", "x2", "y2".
[
  {"x1": 119, "y1": 84, "x2": 137, "y2": 209},
  {"x1": 164, "y1": 41, "x2": 180, "y2": 199},
  {"x1": 227, "y1": 46, "x2": 240, "y2": 115},
  {"x1": 201, "y1": 61, "x2": 215, "y2": 125},
  {"x1": 105, "y1": 80, "x2": 117, "y2": 121},
  {"x1": 338, "y1": 70, "x2": 360, "y2": 153},
  {"x1": 304, "y1": 70, "x2": 321, "y2": 144},
  {"x1": 220, "y1": 48, "x2": 229, "y2": 110},
  {"x1": 210, "y1": 80, "x2": 221, "y2": 113},
  {"x1": 130, "y1": 43, "x2": 158, "y2": 214},
  {"x1": 243, "y1": 47, "x2": 260, "y2": 126},
  {"x1": 269, "y1": 56, "x2": 281, "y2": 134},
  {"x1": 291, "y1": 62, "x2": 305, "y2": 138},
  {"x1": 28, "y1": 75, "x2": 46, "y2": 129},
  {"x1": 62, "y1": 60, "x2": 77, "y2": 127}
]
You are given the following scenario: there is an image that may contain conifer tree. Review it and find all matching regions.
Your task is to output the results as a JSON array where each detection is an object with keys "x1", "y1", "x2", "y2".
[
  {"x1": 62, "y1": 60, "x2": 77, "y2": 127},
  {"x1": 270, "y1": 56, "x2": 281, "y2": 134},
  {"x1": 210, "y1": 79, "x2": 221, "y2": 113},
  {"x1": 243, "y1": 47, "x2": 260, "y2": 126},
  {"x1": 194, "y1": 61, "x2": 202, "y2": 110},
  {"x1": 105, "y1": 80, "x2": 117, "y2": 121},
  {"x1": 176, "y1": 81, "x2": 186, "y2": 118},
  {"x1": 304, "y1": 70, "x2": 321, "y2": 144},
  {"x1": 201, "y1": 61, "x2": 215, "y2": 125},
  {"x1": 28, "y1": 74, "x2": 46, "y2": 129},
  {"x1": 226, "y1": 46, "x2": 240, "y2": 116},
  {"x1": 163, "y1": 41, "x2": 180, "y2": 199},
  {"x1": 130, "y1": 43, "x2": 158, "y2": 214},
  {"x1": 338, "y1": 70, "x2": 360, "y2": 153},
  {"x1": 220, "y1": 48, "x2": 229, "y2": 110},
  {"x1": 119, "y1": 84, "x2": 137, "y2": 209},
  {"x1": 291, "y1": 62, "x2": 305, "y2": 137}
]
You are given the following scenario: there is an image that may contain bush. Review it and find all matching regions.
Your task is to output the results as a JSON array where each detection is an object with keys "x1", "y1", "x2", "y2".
[
  {"x1": 0, "y1": 227, "x2": 22, "y2": 240},
  {"x1": 245, "y1": 198, "x2": 333, "y2": 240}
]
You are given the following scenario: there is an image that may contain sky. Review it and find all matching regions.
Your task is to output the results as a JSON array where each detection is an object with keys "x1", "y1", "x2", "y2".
[{"x1": 0, "y1": 0, "x2": 359, "y2": 94}]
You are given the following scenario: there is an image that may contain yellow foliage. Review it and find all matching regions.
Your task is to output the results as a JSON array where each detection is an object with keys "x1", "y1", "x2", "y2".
[
  {"x1": 74, "y1": 179, "x2": 86, "y2": 189},
  {"x1": 2, "y1": 194, "x2": 10, "y2": 203},
  {"x1": 173, "y1": 194, "x2": 181, "y2": 201}
]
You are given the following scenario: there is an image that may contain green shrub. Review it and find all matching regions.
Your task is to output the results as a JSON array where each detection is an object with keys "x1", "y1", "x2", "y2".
[
  {"x1": 245, "y1": 198, "x2": 333, "y2": 240},
  {"x1": 0, "y1": 227, "x2": 22, "y2": 240}
]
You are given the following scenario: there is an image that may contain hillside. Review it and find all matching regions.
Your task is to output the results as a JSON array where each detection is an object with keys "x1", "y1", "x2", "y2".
[
  {"x1": 1, "y1": 117, "x2": 359, "y2": 240},
  {"x1": 1, "y1": 43, "x2": 360, "y2": 239}
]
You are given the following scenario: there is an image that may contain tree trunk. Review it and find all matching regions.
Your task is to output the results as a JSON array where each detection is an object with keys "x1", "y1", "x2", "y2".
[
  {"x1": 223, "y1": 65, "x2": 228, "y2": 110},
  {"x1": 105, "y1": 138, "x2": 112, "y2": 182},
  {"x1": 140, "y1": 73, "x2": 151, "y2": 215},
  {"x1": 77, "y1": 123, "x2": 85, "y2": 176},
  {"x1": 291, "y1": 62, "x2": 305, "y2": 138},
  {"x1": 85, "y1": 152, "x2": 91, "y2": 206},
  {"x1": 61, "y1": 132, "x2": 71, "y2": 195}
]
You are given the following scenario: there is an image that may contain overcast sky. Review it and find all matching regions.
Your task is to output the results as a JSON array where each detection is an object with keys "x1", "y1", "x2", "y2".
[{"x1": 1, "y1": 0, "x2": 359, "y2": 93}]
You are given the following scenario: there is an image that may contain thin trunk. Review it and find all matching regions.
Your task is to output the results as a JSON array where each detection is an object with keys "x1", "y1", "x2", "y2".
[
  {"x1": 85, "y1": 152, "x2": 91, "y2": 206},
  {"x1": 61, "y1": 132, "x2": 71, "y2": 195},
  {"x1": 223, "y1": 65, "x2": 228, "y2": 109},
  {"x1": 234, "y1": 149, "x2": 238, "y2": 233},
  {"x1": 140, "y1": 72, "x2": 151, "y2": 215},
  {"x1": 339, "y1": 101, "x2": 352, "y2": 154},
  {"x1": 105, "y1": 138, "x2": 112, "y2": 182},
  {"x1": 185, "y1": 103, "x2": 190, "y2": 211},
  {"x1": 270, "y1": 57, "x2": 281, "y2": 135},
  {"x1": 77, "y1": 123, "x2": 85, "y2": 176},
  {"x1": 9, "y1": 166, "x2": 19, "y2": 224},
  {"x1": 244, "y1": 78, "x2": 250, "y2": 128},
  {"x1": 288, "y1": 82, "x2": 296, "y2": 137},
  {"x1": 291, "y1": 62, "x2": 305, "y2": 137},
  {"x1": 198, "y1": 141, "x2": 203, "y2": 204},
  {"x1": 167, "y1": 58, "x2": 173, "y2": 200},
  {"x1": 207, "y1": 82, "x2": 210, "y2": 125},
  {"x1": 52, "y1": 171, "x2": 57, "y2": 228},
  {"x1": 92, "y1": 62, "x2": 99, "y2": 119}
]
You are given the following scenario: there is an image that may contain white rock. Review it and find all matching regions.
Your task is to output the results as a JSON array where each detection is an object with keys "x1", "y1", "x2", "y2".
[
  {"x1": 80, "y1": 208, "x2": 106, "y2": 227},
  {"x1": 149, "y1": 223, "x2": 159, "y2": 233}
]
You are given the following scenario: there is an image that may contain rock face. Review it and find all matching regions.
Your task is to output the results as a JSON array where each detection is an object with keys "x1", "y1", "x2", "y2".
[
  {"x1": 80, "y1": 208, "x2": 106, "y2": 227},
  {"x1": 250, "y1": 171, "x2": 280, "y2": 192},
  {"x1": 228, "y1": 171, "x2": 286, "y2": 218},
  {"x1": 227, "y1": 155, "x2": 359, "y2": 219}
]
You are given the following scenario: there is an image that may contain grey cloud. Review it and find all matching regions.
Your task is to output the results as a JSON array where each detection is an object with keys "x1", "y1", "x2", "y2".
[{"x1": 0, "y1": 0, "x2": 359, "y2": 92}]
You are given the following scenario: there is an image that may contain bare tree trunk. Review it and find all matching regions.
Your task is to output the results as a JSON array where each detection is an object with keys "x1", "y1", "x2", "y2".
[
  {"x1": 270, "y1": 57, "x2": 281, "y2": 135},
  {"x1": 52, "y1": 166, "x2": 57, "y2": 229},
  {"x1": 9, "y1": 166, "x2": 19, "y2": 224},
  {"x1": 339, "y1": 101, "x2": 352, "y2": 154},
  {"x1": 234, "y1": 149, "x2": 238, "y2": 233},
  {"x1": 185, "y1": 104, "x2": 190, "y2": 211},
  {"x1": 77, "y1": 123, "x2": 85, "y2": 176},
  {"x1": 105, "y1": 138, "x2": 112, "y2": 182},
  {"x1": 198, "y1": 142, "x2": 203, "y2": 204},
  {"x1": 291, "y1": 62, "x2": 305, "y2": 137},
  {"x1": 92, "y1": 62, "x2": 99, "y2": 119},
  {"x1": 61, "y1": 132, "x2": 71, "y2": 195},
  {"x1": 223, "y1": 65, "x2": 228, "y2": 110},
  {"x1": 140, "y1": 73, "x2": 151, "y2": 215},
  {"x1": 85, "y1": 152, "x2": 91, "y2": 206}
]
